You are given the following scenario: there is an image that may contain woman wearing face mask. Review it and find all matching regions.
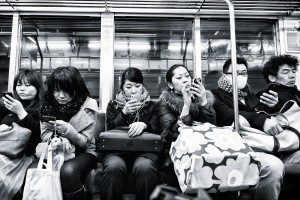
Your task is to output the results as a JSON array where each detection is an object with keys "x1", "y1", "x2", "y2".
[
  {"x1": 38, "y1": 66, "x2": 98, "y2": 200},
  {"x1": 0, "y1": 69, "x2": 44, "y2": 200},
  {"x1": 100, "y1": 67, "x2": 160, "y2": 200}
]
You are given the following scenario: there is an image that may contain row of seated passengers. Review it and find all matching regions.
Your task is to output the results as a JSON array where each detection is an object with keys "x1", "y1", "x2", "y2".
[{"x1": 0, "y1": 54, "x2": 299, "y2": 200}]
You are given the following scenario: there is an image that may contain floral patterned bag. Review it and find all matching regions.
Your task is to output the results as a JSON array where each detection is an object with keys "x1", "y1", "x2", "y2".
[{"x1": 169, "y1": 122, "x2": 260, "y2": 193}]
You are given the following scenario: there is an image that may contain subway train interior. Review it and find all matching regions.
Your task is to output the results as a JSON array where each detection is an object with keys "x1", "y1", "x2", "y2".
[{"x1": 0, "y1": 0, "x2": 300, "y2": 200}]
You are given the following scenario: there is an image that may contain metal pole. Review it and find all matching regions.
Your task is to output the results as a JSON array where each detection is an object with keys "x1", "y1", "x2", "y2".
[
  {"x1": 222, "y1": 0, "x2": 239, "y2": 132},
  {"x1": 8, "y1": 13, "x2": 22, "y2": 92}
]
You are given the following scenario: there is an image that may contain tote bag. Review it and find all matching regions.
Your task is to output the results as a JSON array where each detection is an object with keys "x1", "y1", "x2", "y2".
[
  {"x1": 23, "y1": 142, "x2": 63, "y2": 200},
  {"x1": 240, "y1": 100, "x2": 300, "y2": 153},
  {"x1": 170, "y1": 122, "x2": 260, "y2": 193}
]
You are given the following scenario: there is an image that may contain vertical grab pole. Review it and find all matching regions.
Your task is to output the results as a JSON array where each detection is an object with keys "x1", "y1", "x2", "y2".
[{"x1": 222, "y1": 0, "x2": 239, "y2": 132}]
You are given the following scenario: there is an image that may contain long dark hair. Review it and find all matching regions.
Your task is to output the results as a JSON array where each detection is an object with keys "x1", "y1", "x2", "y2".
[
  {"x1": 13, "y1": 69, "x2": 44, "y2": 113},
  {"x1": 120, "y1": 67, "x2": 144, "y2": 90},
  {"x1": 47, "y1": 66, "x2": 90, "y2": 98}
]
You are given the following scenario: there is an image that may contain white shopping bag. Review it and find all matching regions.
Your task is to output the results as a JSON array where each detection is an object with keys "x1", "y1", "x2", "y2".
[{"x1": 23, "y1": 142, "x2": 63, "y2": 200}]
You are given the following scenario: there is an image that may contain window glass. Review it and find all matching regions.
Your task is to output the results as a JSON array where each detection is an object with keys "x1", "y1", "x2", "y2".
[
  {"x1": 114, "y1": 17, "x2": 194, "y2": 99},
  {"x1": 201, "y1": 19, "x2": 276, "y2": 93},
  {"x1": 20, "y1": 16, "x2": 101, "y2": 100},
  {"x1": 0, "y1": 15, "x2": 12, "y2": 95}
]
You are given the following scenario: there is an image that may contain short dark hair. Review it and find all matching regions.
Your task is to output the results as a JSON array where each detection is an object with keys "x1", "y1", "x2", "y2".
[
  {"x1": 223, "y1": 57, "x2": 248, "y2": 73},
  {"x1": 262, "y1": 54, "x2": 299, "y2": 83},
  {"x1": 120, "y1": 67, "x2": 144, "y2": 90},
  {"x1": 13, "y1": 69, "x2": 44, "y2": 112},
  {"x1": 47, "y1": 66, "x2": 90, "y2": 98},
  {"x1": 166, "y1": 64, "x2": 191, "y2": 83}
]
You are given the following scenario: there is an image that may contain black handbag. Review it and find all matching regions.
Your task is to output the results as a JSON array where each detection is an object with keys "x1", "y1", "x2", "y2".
[{"x1": 96, "y1": 129, "x2": 162, "y2": 152}]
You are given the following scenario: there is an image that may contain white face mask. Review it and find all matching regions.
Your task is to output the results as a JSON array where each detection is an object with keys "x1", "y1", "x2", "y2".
[{"x1": 225, "y1": 75, "x2": 248, "y2": 89}]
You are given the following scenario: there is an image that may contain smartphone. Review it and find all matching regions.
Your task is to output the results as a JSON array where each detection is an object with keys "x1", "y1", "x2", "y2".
[
  {"x1": 41, "y1": 115, "x2": 56, "y2": 123},
  {"x1": 2, "y1": 92, "x2": 13, "y2": 98},
  {"x1": 267, "y1": 83, "x2": 277, "y2": 91},
  {"x1": 193, "y1": 78, "x2": 202, "y2": 85}
]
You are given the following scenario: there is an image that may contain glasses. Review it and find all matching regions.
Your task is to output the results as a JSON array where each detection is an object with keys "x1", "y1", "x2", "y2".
[
  {"x1": 281, "y1": 69, "x2": 298, "y2": 75},
  {"x1": 225, "y1": 71, "x2": 248, "y2": 77}
]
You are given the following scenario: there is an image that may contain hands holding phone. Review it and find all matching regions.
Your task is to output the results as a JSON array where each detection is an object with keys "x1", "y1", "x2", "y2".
[
  {"x1": 42, "y1": 119, "x2": 68, "y2": 135},
  {"x1": 259, "y1": 90, "x2": 278, "y2": 108},
  {"x1": 122, "y1": 99, "x2": 143, "y2": 115},
  {"x1": 2, "y1": 92, "x2": 27, "y2": 120}
]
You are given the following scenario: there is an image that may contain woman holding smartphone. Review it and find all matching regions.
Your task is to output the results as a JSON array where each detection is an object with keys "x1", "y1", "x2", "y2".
[
  {"x1": 0, "y1": 69, "x2": 44, "y2": 200},
  {"x1": 159, "y1": 64, "x2": 215, "y2": 144},
  {"x1": 39, "y1": 66, "x2": 98, "y2": 199},
  {"x1": 100, "y1": 67, "x2": 160, "y2": 200}
]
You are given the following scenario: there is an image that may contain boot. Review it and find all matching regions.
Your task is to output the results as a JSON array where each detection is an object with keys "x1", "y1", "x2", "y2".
[{"x1": 63, "y1": 187, "x2": 85, "y2": 200}]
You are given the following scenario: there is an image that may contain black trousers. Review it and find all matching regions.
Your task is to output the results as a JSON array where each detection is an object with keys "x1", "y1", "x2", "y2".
[
  {"x1": 28, "y1": 152, "x2": 97, "y2": 193},
  {"x1": 99, "y1": 154, "x2": 159, "y2": 200}
]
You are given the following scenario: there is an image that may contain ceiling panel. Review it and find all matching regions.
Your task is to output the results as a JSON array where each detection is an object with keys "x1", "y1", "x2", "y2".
[{"x1": 0, "y1": 0, "x2": 299, "y2": 18}]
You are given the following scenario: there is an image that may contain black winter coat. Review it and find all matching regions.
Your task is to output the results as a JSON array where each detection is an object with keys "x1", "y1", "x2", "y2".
[
  {"x1": 256, "y1": 84, "x2": 300, "y2": 114},
  {"x1": 158, "y1": 90, "x2": 216, "y2": 144},
  {"x1": 0, "y1": 105, "x2": 41, "y2": 156},
  {"x1": 212, "y1": 88, "x2": 268, "y2": 131}
]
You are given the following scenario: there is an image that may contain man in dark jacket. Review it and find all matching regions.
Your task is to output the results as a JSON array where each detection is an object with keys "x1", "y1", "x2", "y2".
[
  {"x1": 212, "y1": 57, "x2": 284, "y2": 200},
  {"x1": 257, "y1": 54, "x2": 300, "y2": 113},
  {"x1": 257, "y1": 55, "x2": 300, "y2": 198},
  {"x1": 212, "y1": 57, "x2": 283, "y2": 135}
]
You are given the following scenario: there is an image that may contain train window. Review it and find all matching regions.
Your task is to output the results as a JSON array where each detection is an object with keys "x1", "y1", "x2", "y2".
[
  {"x1": 201, "y1": 19, "x2": 276, "y2": 93},
  {"x1": 20, "y1": 16, "x2": 101, "y2": 100},
  {"x1": 0, "y1": 16, "x2": 12, "y2": 96},
  {"x1": 114, "y1": 17, "x2": 194, "y2": 99}
]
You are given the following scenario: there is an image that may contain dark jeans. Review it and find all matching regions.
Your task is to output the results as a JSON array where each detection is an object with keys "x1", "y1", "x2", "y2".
[
  {"x1": 99, "y1": 154, "x2": 159, "y2": 200},
  {"x1": 28, "y1": 152, "x2": 97, "y2": 193},
  {"x1": 60, "y1": 153, "x2": 97, "y2": 193}
]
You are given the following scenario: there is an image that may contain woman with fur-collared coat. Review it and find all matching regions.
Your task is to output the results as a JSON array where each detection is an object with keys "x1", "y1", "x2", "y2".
[
  {"x1": 158, "y1": 64, "x2": 215, "y2": 145},
  {"x1": 158, "y1": 64, "x2": 215, "y2": 180}
]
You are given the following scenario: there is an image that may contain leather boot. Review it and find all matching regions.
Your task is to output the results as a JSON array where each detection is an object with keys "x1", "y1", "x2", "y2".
[{"x1": 63, "y1": 187, "x2": 85, "y2": 200}]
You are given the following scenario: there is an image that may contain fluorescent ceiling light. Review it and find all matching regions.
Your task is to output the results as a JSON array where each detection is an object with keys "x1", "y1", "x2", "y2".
[
  {"x1": 168, "y1": 42, "x2": 193, "y2": 52},
  {"x1": 0, "y1": 41, "x2": 9, "y2": 47},
  {"x1": 88, "y1": 41, "x2": 100, "y2": 49},
  {"x1": 130, "y1": 42, "x2": 150, "y2": 51},
  {"x1": 27, "y1": 36, "x2": 36, "y2": 45}
]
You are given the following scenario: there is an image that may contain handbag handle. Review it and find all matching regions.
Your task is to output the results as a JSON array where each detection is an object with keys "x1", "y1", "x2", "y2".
[{"x1": 37, "y1": 140, "x2": 53, "y2": 171}]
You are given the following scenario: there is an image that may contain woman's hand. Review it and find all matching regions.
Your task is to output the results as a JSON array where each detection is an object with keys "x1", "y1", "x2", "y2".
[
  {"x1": 42, "y1": 120, "x2": 68, "y2": 135},
  {"x1": 260, "y1": 90, "x2": 278, "y2": 108},
  {"x1": 128, "y1": 122, "x2": 147, "y2": 137},
  {"x1": 180, "y1": 84, "x2": 192, "y2": 118},
  {"x1": 2, "y1": 95, "x2": 27, "y2": 119},
  {"x1": 191, "y1": 82, "x2": 207, "y2": 106},
  {"x1": 182, "y1": 84, "x2": 192, "y2": 107},
  {"x1": 122, "y1": 99, "x2": 142, "y2": 115}
]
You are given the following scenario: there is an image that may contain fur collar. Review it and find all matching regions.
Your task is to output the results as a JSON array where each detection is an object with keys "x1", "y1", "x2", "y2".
[{"x1": 160, "y1": 90, "x2": 214, "y2": 114}]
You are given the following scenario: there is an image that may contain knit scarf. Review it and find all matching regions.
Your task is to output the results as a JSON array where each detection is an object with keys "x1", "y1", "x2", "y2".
[
  {"x1": 41, "y1": 91, "x2": 88, "y2": 122},
  {"x1": 218, "y1": 74, "x2": 250, "y2": 98},
  {"x1": 115, "y1": 87, "x2": 150, "y2": 122}
]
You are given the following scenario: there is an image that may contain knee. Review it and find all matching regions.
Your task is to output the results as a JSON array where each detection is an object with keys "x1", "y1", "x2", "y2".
[
  {"x1": 60, "y1": 162, "x2": 77, "y2": 179},
  {"x1": 265, "y1": 156, "x2": 285, "y2": 180},
  {"x1": 103, "y1": 156, "x2": 127, "y2": 175},
  {"x1": 133, "y1": 157, "x2": 157, "y2": 176}
]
